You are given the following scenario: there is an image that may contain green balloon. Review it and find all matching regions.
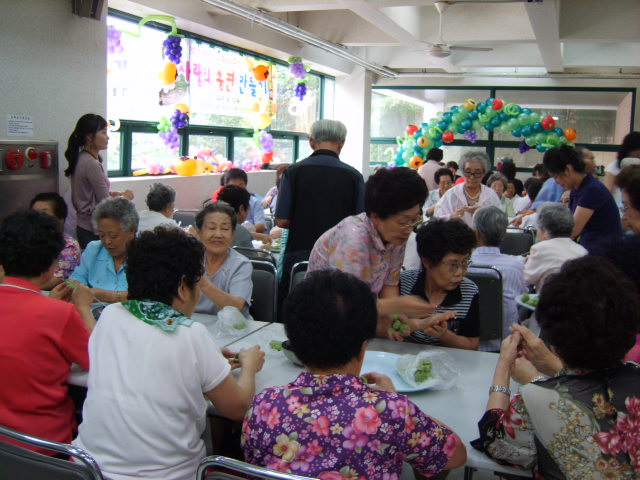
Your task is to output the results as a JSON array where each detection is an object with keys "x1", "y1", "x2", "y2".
[
  {"x1": 485, "y1": 109, "x2": 497, "y2": 119},
  {"x1": 534, "y1": 132, "x2": 546, "y2": 144},
  {"x1": 529, "y1": 112, "x2": 541, "y2": 123},
  {"x1": 507, "y1": 118, "x2": 519, "y2": 130},
  {"x1": 525, "y1": 136, "x2": 536, "y2": 147},
  {"x1": 472, "y1": 120, "x2": 482, "y2": 131},
  {"x1": 449, "y1": 124, "x2": 458, "y2": 134},
  {"x1": 499, "y1": 124, "x2": 511, "y2": 135},
  {"x1": 429, "y1": 118, "x2": 438, "y2": 127},
  {"x1": 458, "y1": 108, "x2": 469, "y2": 119},
  {"x1": 518, "y1": 113, "x2": 531, "y2": 127},
  {"x1": 451, "y1": 113, "x2": 462, "y2": 124},
  {"x1": 402, "y1": 151, "x2": 411, "y2": 161},
  {"x1": 559, "y1": 136, "x2": 568, "y2": 145},
  {"x1": 422, "y1": 127, "x2": 429, "y2": 136}
]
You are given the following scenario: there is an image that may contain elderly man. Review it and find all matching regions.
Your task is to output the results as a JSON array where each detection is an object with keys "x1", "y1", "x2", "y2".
[
  {"x1": 470, "y1": 206, "x2": 526, "y2": 352},
  {"x1": 275, "y1": 119, "x2": 364, "y2": 295},
  {"x1": 137, "y1": 183, "x2": 179, "y2": 233}
]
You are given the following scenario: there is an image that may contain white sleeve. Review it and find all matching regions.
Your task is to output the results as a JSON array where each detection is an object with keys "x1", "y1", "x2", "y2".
[
  {"x1": 434, "y1": 189, "x2": 456, "y2": 219},
  {"x1": 189, "y1": 323, "x2": 232, "y2": 393}
]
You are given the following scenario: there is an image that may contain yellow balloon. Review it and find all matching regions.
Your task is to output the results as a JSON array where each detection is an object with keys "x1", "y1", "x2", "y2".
[
  {"x1": 174, "y1": 158, "x2": 197, "y2": 176},
  {"x1": 251, "y1": 113, "x2": 272, "y2": 130},
  {"x1": 158, "y1": 62, "x2": 177, "y2": 85},
  {"x1": 194, "y1": 158, "x2": 206, "y2": 175},
  {"x1": 175, "y1": 103, "x2": 190, "y2": 116}
]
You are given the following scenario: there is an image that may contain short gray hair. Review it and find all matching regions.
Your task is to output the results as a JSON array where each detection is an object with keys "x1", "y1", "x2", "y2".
[
  {"x1": 93, "y1": 197, "x2": 139, "y2": 232},
  {"x1": 487, "y1": 172, "x2": 508, "y2": 190},
  {"x1": 146, "y1": 183, "x2": 176, "y2": 212},
  {"x1": 537, "y1": 202, "x2": 574, "y2": 238},
  {"x1": 473, "y1": 206, "x2": 508, "y2": 246},
  {"x1": 310, "y1": 120, "x2": 347, "y2": 143},
  {"x1": 459, "y1": 150, "x2": 490, "y2": 174}
]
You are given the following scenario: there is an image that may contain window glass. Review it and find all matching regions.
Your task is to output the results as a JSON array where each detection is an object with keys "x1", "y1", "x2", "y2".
[
  {"x1": 270, "y1": 65, "x2": 320, "y2": 133},
  {"x1": 107, "y1": 131, "x2": 121, "y2": 171},
  {"x1": 323, "y1": 77, "x2": 335, "y2": 119},
  {"x1": 495, "y1": 147, "x2": 617, "y2": 173},
  {"x1": 188, "y1": 134, "x2": 227, "y2": 159},
  {"x1": 131, "y1": 132, "x2": 180, "y2": 171},
  {"x1": 370, "y1": 143, "x2": 399, "y2": 165},
  {"x1": 298, "y1": 138, "x2": 312, "y2": 161},
  {"x1": 272, "y1": 138, "x2": 295, "y2": 164},
  {"x1": 233, "y1": 136, "x2": 260, "y2": 165}
]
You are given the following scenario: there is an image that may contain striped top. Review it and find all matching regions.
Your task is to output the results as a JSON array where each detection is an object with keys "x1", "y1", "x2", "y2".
[{"x1": 399, "y1": 268, "x2": 480, "y2": 345}]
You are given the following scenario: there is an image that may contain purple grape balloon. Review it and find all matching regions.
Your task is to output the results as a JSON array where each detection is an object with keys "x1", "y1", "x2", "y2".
[
  {"x1": 163, "y1": 35, "x2": 182, "y2": 64},
  {"x1": 107, "y1": 25, "x2": 123, "y2": 55},
  {"x1": 294, "y1": 82, "x2": 307, "y2": 101},
  {"x1": 519, "y1": 140, "x2": 531, "y2": 154},
  {"x1": 170, "y1": 109, "x2": 188, "y2": 129},
  {"x1": 160, "y1": 128, "x2": 180, "y2": 151},
  {"x1": 289, "y1": 60, "x2": 307, "y2": 79},
  {"x1": 464, "y1": 130, "x2": 478, "y2": 144}
]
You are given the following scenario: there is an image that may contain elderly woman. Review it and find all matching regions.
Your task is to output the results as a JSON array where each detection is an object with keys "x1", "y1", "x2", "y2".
[
  {"x1": 435, "y1": 151, "x2": 501, "y2": 226},
  {"x1": 0, "y1": 210, "x2": 94, "y2": 454},
  {"x1": 474, "y1": 256, "x2": 640, "y2": 479},
  {"x1": 524, "y1": 203, "x2": 588, "y2": 291},
  {"x1": 543, "y1": 146, "x2": 621, "y2": 253},
  {"x1": 471, "y1": 207, "x2": 526, "y2": 352},
  {"x1": 74, "y1": 227, "x2": 264, "y2": 480},
  {"x1": 425, "y1": 167, "x2": 454, "y2": 216},
  {"x1": 137, "y1": 182, "x2": 179, "y2": 233},
  {"x1": 487, "y1": 172, "x2": 516, "y2": 218},
  {"x1": 307, "y1": 167, "x2": 432, "y2": 331},
  {"x1": 400, "y1": 219, "x2": 480, "y2": 350},
  {"x1": 71, "y1": 196, "x2": 138, "y2": 303},
  {"x1": 242, "y1": 269, "x2": 466, "y2": 479},
  {"x1": 616, "y1": 164, "x2": 640, "y2": 233},
  {"x1": 194, "y1": 201, "x2": 253, "y2": 318}
]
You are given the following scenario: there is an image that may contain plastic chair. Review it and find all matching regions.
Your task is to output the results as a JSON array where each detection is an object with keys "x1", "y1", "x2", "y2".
[
  {"x1": 198, "y1": 455, "x2": 315, "y2": 480},
  {"x1": 233, "y1": 246, "x2": 276, "y2": 265},
  {"x1": 250, "y1": 260, "x2": 278, "y2": 323},
  {"x1": 499, "y1": 228, "x2": 535, "y2": 256},
  {"x1": 465, "y1": 265, "x2": 504, "y2": 344},
  {"x1": 0, "y1": 424, "x2": 103, "y2": 480},
  {"x1": 172, "y1": 209, "x2": 199, "y2": 228},
  {"x1": 288, "y1": 261, "x2": 309, "y2": 293}
]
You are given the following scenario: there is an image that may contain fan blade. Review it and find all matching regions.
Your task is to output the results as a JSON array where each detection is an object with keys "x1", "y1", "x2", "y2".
[{"x1": 449, "y1": 46, "x2": 493, "y2": 52}]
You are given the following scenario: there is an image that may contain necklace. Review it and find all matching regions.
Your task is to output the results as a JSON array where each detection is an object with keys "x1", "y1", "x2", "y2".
[
  {"x1": 0, "y1": 283, "x2": 40, "y2": 294},
  {"x1": 463, "y1": 186, "x2": 480, "y2": 204}
]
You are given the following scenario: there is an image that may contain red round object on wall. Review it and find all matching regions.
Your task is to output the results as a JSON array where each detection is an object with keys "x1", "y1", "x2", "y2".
[
  {"x1": 5, "y1": 149, "x2": 24, "y2": 170},
  {"x1": 40, "y1": 151, "x2": 53, "y2": 169},
  {"x1": 25, "y1": 147, "x2": 38, "y2": 162}
]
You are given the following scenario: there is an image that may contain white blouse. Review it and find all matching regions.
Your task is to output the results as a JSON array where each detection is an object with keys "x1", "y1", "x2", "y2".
[{"x1": 434, "y1": 183, "x2": 501, "y2": 227}]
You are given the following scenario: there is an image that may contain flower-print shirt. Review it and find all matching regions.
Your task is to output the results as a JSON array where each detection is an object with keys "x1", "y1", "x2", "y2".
[
  {"x1": 307, "y1": 213, "x2": 405, "y2": 295},
  {"x1": 473, "y1": 363, "x2": 640, "y2": 479},
  {"x1": 54, "y1": 233, "x2": 81, "y2": 281},
  {"x1": 242, "y1": 373, "x2": 457, "y2": 480}
]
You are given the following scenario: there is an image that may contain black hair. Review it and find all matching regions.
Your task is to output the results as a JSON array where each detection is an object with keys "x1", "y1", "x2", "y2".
[
  {"x1": 427, "y1": 148, "x2": 444, "y2": 161},
  {"x1": 415, "y1": 218, "x2": 476, "y2": 265},
  {"x1": 126, "y1": 227, "x2": 205, "y2": 306},
  {"x1": 64, "y1": 114, "x2": 108, "y2": 177},
  {"x1": 217, "y1": 184, "x2": 250, "y2": 213},
  {"x1": 146, "y1": 183, "x2": 176, "y2": 212},
  {"x1": 616, "y1": 165, "x2": 640, "y2": 210},
  {"x1": 537, "y1": 256, "x2": 640, "y2": 370},
  {"x1": 29, "y1": 192, "x2": 68, "y2": 221},
  {"x1": 499, "y1": 160, "x2": 517, "y2": 180},
  {"x1": 591, "y1": 233, "x2": 640, "y2": 294},
  {"x1": 364, "y1": 167, "x2": 427, "y2": 219},
  {"x1": 525, "y1": 177, "x2": 543, "y2": 202},
  {"x1": 617, "y1": 131, "x2": 640, "y2": 167},
  {"x1": 532, "y1": 163, "x2": 548, "y2": 180},
  {"x1": 221, "y1": 167, "x2": 248, "y2": 187},
  {"x1": 434, "y1": 167, "x2": 454, "y2": 184},
  {"x1": 0, "y1": 210, "x2": 65, "y2": 277},
  {"x1": 284, "y1": 269, "x2": 377, "y2": 369},
  {"x1": 446, "y1": 161, "x2": 459, "y2": 171},
  {"x1": 195, "y1": 201, "x2": 237, "y2": 231},
  {"x1": 543, "y1": 146, "x2": 585, "y2": 175}
]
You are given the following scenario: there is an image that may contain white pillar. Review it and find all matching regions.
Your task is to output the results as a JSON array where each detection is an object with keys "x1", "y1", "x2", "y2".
[{"x1": 334, "y1": 66, "x2": 373, "y2": 179}]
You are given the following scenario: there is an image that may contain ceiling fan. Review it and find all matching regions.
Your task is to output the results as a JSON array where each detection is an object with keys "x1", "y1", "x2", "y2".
[{"x1": 420, "y1": 1, "x2": 493, "y2": 58}]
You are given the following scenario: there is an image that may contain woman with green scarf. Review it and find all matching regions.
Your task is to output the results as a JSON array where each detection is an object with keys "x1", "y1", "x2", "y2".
[{"x1": 74, "y1": 227, "x2": 265, "y2": 480}]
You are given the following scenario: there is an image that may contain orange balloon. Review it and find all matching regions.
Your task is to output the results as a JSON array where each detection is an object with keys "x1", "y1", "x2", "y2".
[
  {"x1": 261, "y1": 152, "x2": 274, "y2": 164},
  {"x1": 158, "y1": 62, "x2": 177, "y2": 85},
  {"x1": 174, "y1": 158, "x2": 197, "y2": 176},
  {"x1": 253, "y1": 65, "x2": 269, "y2": 82},
  {"x1": 417, "y1": 136, "x2": 430, "y2": 148},
  {"x1": 563, "y1": 128, "x2": 577, "y2": 142},
  {"x1": 409, "y1": 156, "x2": 424, "y2": 169}
]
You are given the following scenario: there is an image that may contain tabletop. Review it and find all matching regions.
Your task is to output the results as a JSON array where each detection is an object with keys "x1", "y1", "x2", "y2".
[{"x1": 227, "y1": 322, "x2": 530, "y2": 478}]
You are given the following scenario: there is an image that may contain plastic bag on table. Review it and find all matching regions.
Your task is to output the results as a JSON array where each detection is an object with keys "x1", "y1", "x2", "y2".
[
  {"x1": 395, "y1": 350, "x2": 459, "y2": 390},
  {"x1": 216, "y1": 306, "x2": 250, "y2": 335}
]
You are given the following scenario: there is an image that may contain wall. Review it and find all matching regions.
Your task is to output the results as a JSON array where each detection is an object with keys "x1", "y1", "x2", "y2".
[{"x1": 0, "y1": 0, "x2": 108, "y2": 194}]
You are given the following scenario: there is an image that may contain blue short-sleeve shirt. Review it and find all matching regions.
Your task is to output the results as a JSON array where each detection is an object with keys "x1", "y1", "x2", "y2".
[{"x1": 70, "y1": 240, "x2": 128, "y2": 291}]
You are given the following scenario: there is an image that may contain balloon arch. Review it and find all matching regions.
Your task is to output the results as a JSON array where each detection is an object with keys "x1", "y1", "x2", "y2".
[{"x1": 391, "y1": 97, "x2": 577, "y2": 169}]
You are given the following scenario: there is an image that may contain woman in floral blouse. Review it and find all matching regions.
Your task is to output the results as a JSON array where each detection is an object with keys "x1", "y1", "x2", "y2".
[
  {"x1": 242, "y1": 269, "x2": 467, "y2": 479},
  {"x1": 473, "y1": 256, "x2": 640, "y2": 479}
]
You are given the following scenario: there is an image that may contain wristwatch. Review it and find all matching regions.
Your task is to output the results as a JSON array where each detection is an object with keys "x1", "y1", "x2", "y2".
[{"x1": 489, "y1": 385, "x2": 511, "y2": 396}]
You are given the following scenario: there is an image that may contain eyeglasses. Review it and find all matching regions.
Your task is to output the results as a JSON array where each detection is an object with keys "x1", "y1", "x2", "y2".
[
  {"x1": 395, "y1": 214, "x2": 424, "y2": 230},
  {"x1": 463, "y1": 170, "x2": 484, "y2": 178},
  {"x1": 440, "y1": 258, "x2": 471, "y2": 273}
]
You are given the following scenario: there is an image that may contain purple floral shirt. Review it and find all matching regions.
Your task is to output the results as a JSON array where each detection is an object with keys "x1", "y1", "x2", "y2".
[
  {"x1": 242, "y1": 373, "x2": 456, "y2": 479},
  {"x1": 307, "y1": 213, "x2": 405, "y2": 295},
  {"x1": 54, "y1": 233, "x2": 81, "y2": 281}
]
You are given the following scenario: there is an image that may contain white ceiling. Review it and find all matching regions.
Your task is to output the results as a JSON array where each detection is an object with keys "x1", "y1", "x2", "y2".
[{"x1": 110, "y1": 0, "x2": 640, "y2": 78}]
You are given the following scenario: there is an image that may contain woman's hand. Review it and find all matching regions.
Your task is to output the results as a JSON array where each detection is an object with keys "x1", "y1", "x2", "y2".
[
  {"x1": 410, "y1": 311, "x2": 456, "y2": 333},
  {"x1": 511, "y1": 357, "x2": 539, "y2": 385},
  {"x1": 453, "y1": 205, "x2": 467, "y2": 219},
  {"x1": 50, "y1": 282, "x2": 73, "y2": 302},
  {"x1": 238, "y1": 345, "x2": 265, "y2": 374},
  {"x1": 510, "y1": 324, "x2": 563, "y2": 376},
  {"x1": 361, "y1": 372, "x2": 396, "y2": 393},
  {"x1": 221, "y1": 348, "x2": 241, "y2": 369},
  {"x1": 394, "y1": 295, "x2": 438, "y2": 318},
  {"x1": 71, "y1": 282, "x2": 95, "y2": 310},
  {"x1": 498, "y1": 332, "x2": 522, "y2": 369}
]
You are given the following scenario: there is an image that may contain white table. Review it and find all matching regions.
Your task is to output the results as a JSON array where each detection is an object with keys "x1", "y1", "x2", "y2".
[{"x1": 227, "y1": 322, "x2": 530, "y2": 479}]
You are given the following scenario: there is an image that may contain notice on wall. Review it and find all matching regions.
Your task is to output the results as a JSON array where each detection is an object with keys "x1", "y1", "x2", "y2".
[{"x1": 7, "y1": 114, "x2": 34, "y2": 136}]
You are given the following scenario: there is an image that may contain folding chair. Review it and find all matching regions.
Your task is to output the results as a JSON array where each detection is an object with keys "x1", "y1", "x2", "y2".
[
  {"x1": 233, "y1": 246, "x2": 276, "y2": 265},
  {"x1": 499, "y1": 228, "x2": 535, "y2": 256},
  {"x1": 465, "y1": 266, "x2": 504, "y2": 346},
  {"x1": 249, "y1": 260, "x2": 278, "y2": 323},
  {"x1": 198, "y1": 455, "x2": 315, "y2": 480},
  {"x1": 288, "y1": 261, "x2": 309, "y2": 293},
  {"x1": 0, "y1": 424, "x2": 103, "y2": 480},
  {"x1": 172, "y1": 209, "x2": 199, "y2": 228}
]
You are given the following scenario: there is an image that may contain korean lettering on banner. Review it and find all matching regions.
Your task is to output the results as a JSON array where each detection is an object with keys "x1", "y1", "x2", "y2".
[{"x1": 187, "y1": 43, "x2": 274, "y2": 118}]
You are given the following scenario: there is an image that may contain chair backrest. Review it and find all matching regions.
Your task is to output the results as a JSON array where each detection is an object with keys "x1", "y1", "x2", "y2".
[
  {"x1": 499, "y1": 228, "x2": 535, "y2": 256},
  {"x1": 172, "y1": 209, "x2": 199, "y2": 228},
  {"x1": 465, "y1": 265, "x2": 504, "y2": 342},
  {"x1": 0, "y1": 425, "x2": 103, "y2": 480},
  {"x1": 250, "y1": 260, "x2": 278, "y2": 323},
  {"x1": 288, "y1": 261, "x2": 309, "y2": 293},
  {"x1": 198, "y1": 455, "x2": 315, "y2": 480},
  {"x1": 233, "y1": 246, "x2": 276, "y2": 265}
]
